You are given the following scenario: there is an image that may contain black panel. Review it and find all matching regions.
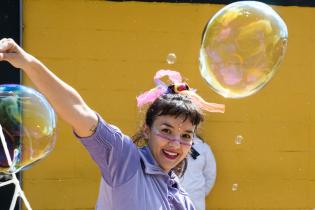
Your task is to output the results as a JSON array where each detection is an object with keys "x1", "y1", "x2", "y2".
[
  {"x1": 0, "y1": 0, "x2": 22, "y2": 210},
  {"x1": 0, "y1": 0, "x2": 21, "y2": 85},
  {"x1": 108, "y1": 0, "x2": 315, "y2": 7}
]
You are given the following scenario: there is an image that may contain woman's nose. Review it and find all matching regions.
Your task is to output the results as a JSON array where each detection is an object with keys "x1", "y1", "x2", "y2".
[{"x1": 168, "y1": 138, "x2": 181, "y2": 147}]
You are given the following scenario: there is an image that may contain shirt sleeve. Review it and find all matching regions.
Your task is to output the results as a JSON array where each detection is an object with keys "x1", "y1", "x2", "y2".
[
  {"x1": 202, "y1": 143, "x2": 217, "y2": 195},
  {"x1": 74, "y1": 114, "x2": 140, "y2": 187}
]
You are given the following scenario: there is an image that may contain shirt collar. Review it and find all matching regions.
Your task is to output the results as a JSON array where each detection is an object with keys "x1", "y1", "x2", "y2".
[
  {"x1": 139, "y1": 146, "x2": 169, "y2": 176},
  {"x1": 139, "y1": 146, "x2": 182, "y2": 190}
]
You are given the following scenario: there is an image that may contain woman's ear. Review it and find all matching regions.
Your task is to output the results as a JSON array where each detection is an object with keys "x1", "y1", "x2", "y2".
[{"x1": 143, "y1": 124, "x2": 150, "y2": 139}]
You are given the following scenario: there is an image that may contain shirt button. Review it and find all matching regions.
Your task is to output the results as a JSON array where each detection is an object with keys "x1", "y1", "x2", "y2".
[{"x1": 168, "y1": 195, "x2": 173, "y2": 201}]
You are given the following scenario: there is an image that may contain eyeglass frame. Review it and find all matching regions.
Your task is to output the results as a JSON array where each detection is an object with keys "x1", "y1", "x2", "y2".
[{"x1": 151, "y1": 127, "x2": 195, "y2": 146}]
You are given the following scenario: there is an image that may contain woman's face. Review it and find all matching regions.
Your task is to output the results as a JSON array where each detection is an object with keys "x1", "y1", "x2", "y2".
[{"x1": 145, "y1": 115, "x2": 196, "y2": 173}]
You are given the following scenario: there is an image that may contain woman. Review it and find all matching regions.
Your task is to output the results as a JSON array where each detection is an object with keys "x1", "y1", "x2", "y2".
[{"x1": 0, "y1": 38, "x2": 224, "y2": 210}]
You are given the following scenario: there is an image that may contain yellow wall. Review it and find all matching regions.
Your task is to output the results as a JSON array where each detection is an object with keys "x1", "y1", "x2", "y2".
[{"x1": 22, "y1": 0, "x2": 315, "y2": 209}]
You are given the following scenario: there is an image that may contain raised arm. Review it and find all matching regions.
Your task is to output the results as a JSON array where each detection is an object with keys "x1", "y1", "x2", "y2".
[{"x1": 0, "y1": 38, "x2": 97, "y2": 137}]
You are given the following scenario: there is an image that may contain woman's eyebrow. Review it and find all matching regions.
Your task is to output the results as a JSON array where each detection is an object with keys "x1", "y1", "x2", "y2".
[
  {"x1": 161, "y1": 122, "x2": 174, "y2": 128},
  {"x1": 185, "y1": 130, "x2": 194, "y2": 134},
  {"x1": 161, "y1": 122, "x2": 194, "y2": 133}
]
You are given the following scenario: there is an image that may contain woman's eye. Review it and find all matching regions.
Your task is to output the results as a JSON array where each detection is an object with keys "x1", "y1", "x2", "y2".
[
  {"x1": 182, "y1": 134, "x2": 192, "y2": 140},
  {"x1": 161, "y1": 128, "x2": 171, "y2": 134}
]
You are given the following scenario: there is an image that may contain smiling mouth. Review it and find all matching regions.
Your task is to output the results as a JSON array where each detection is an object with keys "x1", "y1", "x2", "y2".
[{"x1": 162, "y1": 149, "x2": 179, "y2": 160}]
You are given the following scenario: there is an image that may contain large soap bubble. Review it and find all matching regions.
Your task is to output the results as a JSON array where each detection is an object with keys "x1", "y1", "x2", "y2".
[
  {"x1": 200, "y1": 1, "x2": 288, "y2": 98},
  {"x1": 0, "y1": 84, "x2": 56, "y2": 174}
]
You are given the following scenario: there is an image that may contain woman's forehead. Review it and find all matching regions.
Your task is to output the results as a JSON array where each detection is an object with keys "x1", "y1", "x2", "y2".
[{"x1": 154, "y1": 115, "x2": 195, "y2": 128}]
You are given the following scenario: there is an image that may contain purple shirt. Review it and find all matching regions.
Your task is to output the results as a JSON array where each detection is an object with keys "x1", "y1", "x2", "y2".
[{"x1": 76, "y1": 115, "x2": 196, "y2": 210}]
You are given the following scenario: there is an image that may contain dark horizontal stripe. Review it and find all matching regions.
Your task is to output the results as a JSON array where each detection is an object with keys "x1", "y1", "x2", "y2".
[{"x1": 108, "y1": 0, "x2": 315, "y2": 7}]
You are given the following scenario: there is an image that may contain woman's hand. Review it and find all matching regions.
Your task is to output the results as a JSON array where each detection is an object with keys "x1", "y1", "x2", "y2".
[
  {"x1": 0, "y1": 38, "x2": 33, "y2": 69},
  {"x1": 0, "y1": 38, "x2": 98, "y2": 137}
]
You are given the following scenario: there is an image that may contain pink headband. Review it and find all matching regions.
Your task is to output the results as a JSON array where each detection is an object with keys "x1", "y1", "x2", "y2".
[{"x1": 136, "y1": 70, "x2": 225, "y2": 113}]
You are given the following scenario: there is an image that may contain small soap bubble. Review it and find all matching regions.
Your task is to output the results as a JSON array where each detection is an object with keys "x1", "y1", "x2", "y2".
[
  {"x1": 235, "y1": 135, "x2": 244, "y2": 145},
  {"x1": 232, "y1": 183, "x2": 238, "y2": 191},
  {"x1": 166, "y1": 53, "x2": 177, "y2": 64}
]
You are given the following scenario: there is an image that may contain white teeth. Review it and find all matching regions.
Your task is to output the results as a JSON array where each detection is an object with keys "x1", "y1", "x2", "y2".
[{"x1": 163, "y1": 150, "x2": 178, "y2": 156}]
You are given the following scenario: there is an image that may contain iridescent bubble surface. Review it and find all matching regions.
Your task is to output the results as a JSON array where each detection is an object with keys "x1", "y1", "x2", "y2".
[
  {"x1": 200, "y1": 1, "x2": 288, "y2": 98},
  {"x1": 0, "y1": 85, "x2": 56, "y2": 174}
]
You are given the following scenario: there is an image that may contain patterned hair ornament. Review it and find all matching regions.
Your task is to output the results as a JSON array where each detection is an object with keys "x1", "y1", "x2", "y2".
[{"x1": 136, "y1": 70, "x2": 225, "y2": 113}]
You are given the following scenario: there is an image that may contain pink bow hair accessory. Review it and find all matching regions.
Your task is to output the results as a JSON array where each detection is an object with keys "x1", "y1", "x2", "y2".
[{"x1": 136, "y1": 70, "x2": 225, "y2": 113}]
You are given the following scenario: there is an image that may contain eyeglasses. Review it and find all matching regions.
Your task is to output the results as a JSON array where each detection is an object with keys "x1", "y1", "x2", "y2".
[{"x1": 152, "y1": 128, "x2": 194, "y2": 146}]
